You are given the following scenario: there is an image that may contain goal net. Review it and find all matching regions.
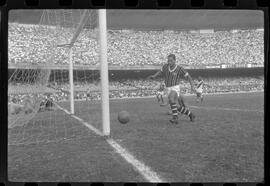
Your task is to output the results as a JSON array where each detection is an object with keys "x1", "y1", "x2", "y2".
[{"x1": 8, "y1": 10, "x2": 104, "y2": 145}]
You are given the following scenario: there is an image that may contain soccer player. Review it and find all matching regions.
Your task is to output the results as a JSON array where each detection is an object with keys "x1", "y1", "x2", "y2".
[
  {"x1": 86, "y1": 88, "x2": 91, "y2": 101},
  {"x1": 39, "y1": 94, "x2": 54, "y2": 112},
  {"x1": 148, "y1": 54, "x2": 196, "y2": 124},
  {"x1": 156, "y1": 82, "x2": 166, "y2": 106},
  {"x1": 195, "y1": 77, "x2": 204, "y2": 102}
]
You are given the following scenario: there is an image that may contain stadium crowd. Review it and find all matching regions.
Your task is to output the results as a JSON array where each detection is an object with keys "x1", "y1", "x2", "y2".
[
  {"x1": 9, "y1": 23, "x2": 264, "y2": 67},
  {"x1": 8, "y1": 23, "x2": 264, "y2": 106},
  {"x1": 8, "y1": 77, "x2": 264, "y2": 104}
]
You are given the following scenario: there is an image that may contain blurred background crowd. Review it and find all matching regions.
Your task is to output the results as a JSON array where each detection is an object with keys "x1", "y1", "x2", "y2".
[
  {"x1": 8, "y1": 23, "x2": 264, "y2": 105},
  {"x1": 9, "y1": 23, "x2": 263, "y2": 67},
  {"x1": 9, "y1": 76, "x2": 264, "y2": 104}
]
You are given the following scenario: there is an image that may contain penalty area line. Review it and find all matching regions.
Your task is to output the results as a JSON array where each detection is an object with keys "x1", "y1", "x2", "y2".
[
  {"x1": 189, "y1": 105, "x2": 263, "y2": 113},
  {"x1": 54, "y1": 103, "x2": 165, "y2": 182}
]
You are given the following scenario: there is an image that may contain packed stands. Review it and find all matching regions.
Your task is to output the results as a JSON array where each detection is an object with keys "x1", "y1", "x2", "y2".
[{"x1": 8, "y1": 23, "x2": 264, "y2": 67}]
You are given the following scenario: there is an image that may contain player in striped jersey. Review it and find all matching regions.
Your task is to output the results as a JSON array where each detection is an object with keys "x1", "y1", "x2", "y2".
[
  {"x1": 195, "y1": 77, "x2": 204, "y2": 102},
  {"x1": 148, "y1": 54, "x2": 196, "y2": 124}
]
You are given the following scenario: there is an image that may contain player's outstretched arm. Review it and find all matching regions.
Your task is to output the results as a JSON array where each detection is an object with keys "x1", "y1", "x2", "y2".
[{"x1": 147, "y1": 70, "x2": 162, "y2": 80}]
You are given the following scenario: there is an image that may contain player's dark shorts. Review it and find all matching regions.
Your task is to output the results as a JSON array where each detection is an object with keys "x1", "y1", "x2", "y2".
[
  {"x1": 39, "y1": 99, "x2": 53, "y2": 112},
  {"x1": 44, "y1": 99, "x2": 53, "y2": 107}
]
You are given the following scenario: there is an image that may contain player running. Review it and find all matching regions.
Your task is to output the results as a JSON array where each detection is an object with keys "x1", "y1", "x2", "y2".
[
  {"x1": 195, "y1": 77, "x2": 204, "y2": 102},
  {"x1": 148, "y1": 54, "x2": 196, "y2": 124},
  {"x1": 156, "y1": 82, "x2": 166, "y2": 106}
]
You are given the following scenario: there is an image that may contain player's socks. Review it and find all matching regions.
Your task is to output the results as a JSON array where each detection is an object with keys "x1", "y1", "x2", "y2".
[
  {"x1": 169, "y1": 103, "x2": 178, "y2": 124},
  {"x1": 170, "y1": 103, "x2": 178, "y2": 118},
  {"x1": 178, "y1": 106, "x2": 191, "y2": 117},
  {"x1": 178, "y1": 106, "x2": 195, "y2": 121}
]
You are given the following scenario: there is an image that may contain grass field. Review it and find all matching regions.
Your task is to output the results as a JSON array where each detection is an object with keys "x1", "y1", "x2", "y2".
[{"x1": 8, "y1": 92, "x2": 264, "y2": 182}]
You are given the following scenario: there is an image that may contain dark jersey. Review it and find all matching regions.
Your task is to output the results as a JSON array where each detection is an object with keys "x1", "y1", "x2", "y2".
[{"x1": 161, "y1": 64, "x2": 188, "y2": 87}]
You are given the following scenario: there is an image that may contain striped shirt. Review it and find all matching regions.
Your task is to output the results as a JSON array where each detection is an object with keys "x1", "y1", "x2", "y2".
[
  {"x1": 161, "y1": 64, "x2": 189, "y2": 87},
  {"x1": 197, "y1": 80, "x2": 204, "y2": 89}
]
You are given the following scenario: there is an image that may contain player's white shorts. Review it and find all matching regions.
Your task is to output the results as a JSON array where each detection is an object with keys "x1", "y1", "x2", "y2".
[
  {"x1": 196, "y1": 87, "x2": 203, "y2": 94},
  {"x1": 166, "y1": 85, "x2": 181, "y2": 96},
  {"x1": 157, "y1": 91, "x2": 164, "y2": 96}
]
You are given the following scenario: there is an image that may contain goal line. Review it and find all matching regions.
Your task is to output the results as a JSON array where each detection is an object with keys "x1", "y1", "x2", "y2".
[{"x1": 54, "y1": 102, "x2": 165, "y2": 182}]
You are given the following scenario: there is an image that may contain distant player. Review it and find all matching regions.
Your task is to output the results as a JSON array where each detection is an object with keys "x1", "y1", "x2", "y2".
[
  {"x1": 148, "y1": 54, "x2": 196, "y2": 124},
  {"x1": 156, "y1": 82, "x2": 166, "y2": 106},
  {"x1": 86, "y1": 88, "x2": 91, "y2": 101},
  {"x1": 195, "y1": 77, "x2": 204, "y2": 102},
  {"x1": 39, "y1": 94, "x2": 54, "y2": 112}
]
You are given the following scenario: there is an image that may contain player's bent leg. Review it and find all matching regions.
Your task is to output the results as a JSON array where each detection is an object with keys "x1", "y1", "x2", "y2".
[
  {"x1": 160, "y1": 95, "x2": 167, "y2": 106},
  {"x1": 178, "y1": 94, "x2": 186, "y2": 108},
  {"x1": 196, "y1": 92, "x2": 203, "y2": 102},
  {"x1": 157, "y1": 94, "x2": 160, "y2": 103},
  {"x1": 196, "y1": 93, "x2": 200, "y2": 102},
  {"x1": 168, "y1": 91, "x2": 179, "y2": 124},
  {"x1": 200, "y1": 93, "x2": 204, "y2": 102},
  {"x1": 177, "y1": 94, "x2": 195, "y2": 122},
  {"x1": 161, "y1": 95, "x2": 164, "y2": 104}
]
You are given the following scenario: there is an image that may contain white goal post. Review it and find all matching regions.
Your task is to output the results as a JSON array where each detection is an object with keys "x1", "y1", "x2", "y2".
[
  {"x1": 98, "y1": 10, "x2": 110, "y2": 136},
  {"x1": 57, "y1": 9, "x2": 110, "y2": 136}
]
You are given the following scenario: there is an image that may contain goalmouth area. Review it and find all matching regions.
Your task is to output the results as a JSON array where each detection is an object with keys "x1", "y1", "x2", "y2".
[{"x1": 8, "y1": 91, "x2": 264, "y2": 182}]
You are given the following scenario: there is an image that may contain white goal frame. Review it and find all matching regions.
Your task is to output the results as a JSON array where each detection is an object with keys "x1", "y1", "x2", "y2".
[{"x1": 56, "y1": 9, "x2": 110, "y2": 136}]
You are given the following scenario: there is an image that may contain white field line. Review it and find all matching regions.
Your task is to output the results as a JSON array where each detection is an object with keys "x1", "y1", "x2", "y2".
[
  {"x1": 54, "y1": 102, "x2": 165, "y2": 183},
  {"x1": 184, "y1": 90, "x2": 263, "y2": 97},
  {"x1": 189, "y1": 105, "x2": 263, "y2": 113},
  {"x1": 106, "y1": 138, "x2": 164, "y2": 182}
]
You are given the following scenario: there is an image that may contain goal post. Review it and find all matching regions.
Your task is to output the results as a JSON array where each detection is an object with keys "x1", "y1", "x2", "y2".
[
  {"x1": 98, "y1": 9, "x2": 110, "y2": 136},
  {"x1": 57, "y1": 9, "x2": 110, "y2": 135},
  {"x1": 55, "y1": 11, "x2": 90, "y2": 115},
  {"x1": 69, "y1": 48, "x2": 75, "y2": 114}
]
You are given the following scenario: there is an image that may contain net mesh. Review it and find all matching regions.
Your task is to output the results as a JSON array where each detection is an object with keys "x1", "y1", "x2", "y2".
[{"x1": 8, "y1": 10, "x2": 101, "y2": 145}]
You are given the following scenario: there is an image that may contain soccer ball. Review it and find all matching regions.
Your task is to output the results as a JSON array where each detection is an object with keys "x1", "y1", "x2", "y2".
[{"x1": 118, "y1": 111, "x2": 130, "y2": 124}]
